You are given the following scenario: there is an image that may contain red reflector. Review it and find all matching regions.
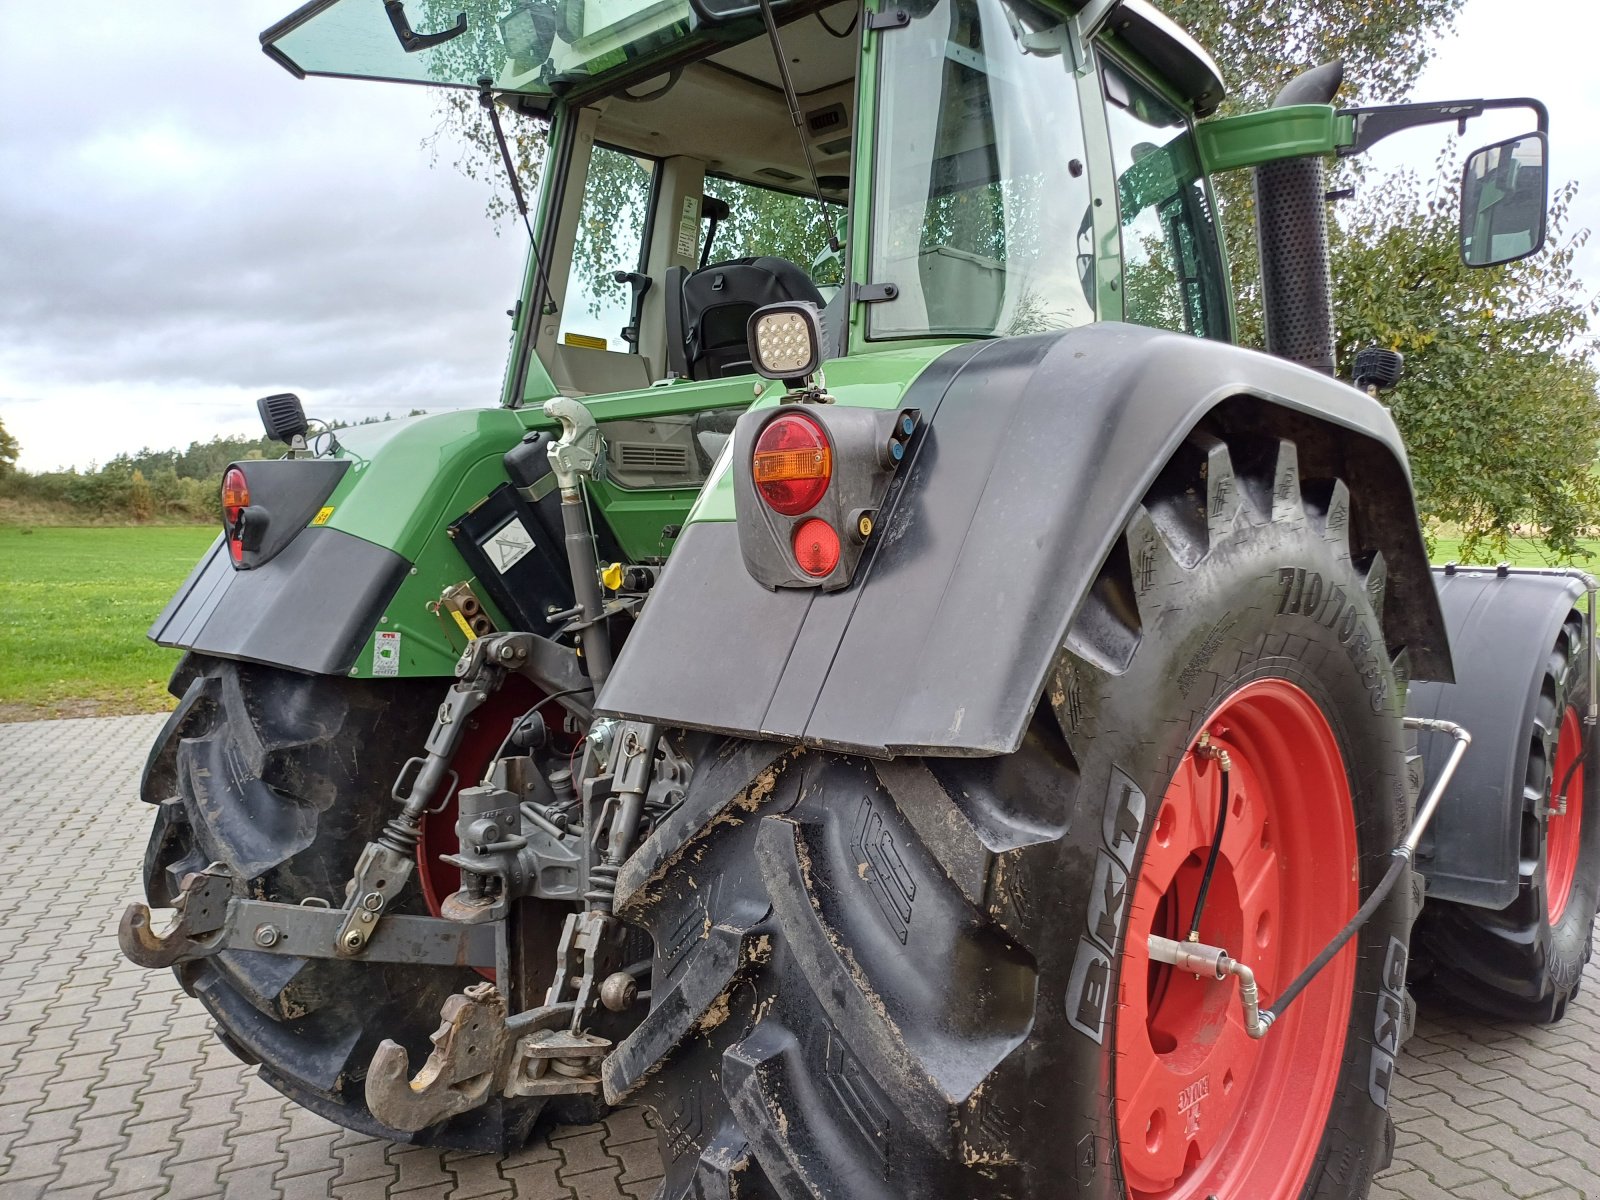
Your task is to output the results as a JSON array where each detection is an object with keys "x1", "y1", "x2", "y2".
[
  {"x1": 221, "y1": 468, "x2": 250, "y2": 525},
  {"x1": 792, "y1": 518, "x2": 841, "y2": 578},
  {"x1": 753, "y1": 413, "x2": 831, "y2": 516}
]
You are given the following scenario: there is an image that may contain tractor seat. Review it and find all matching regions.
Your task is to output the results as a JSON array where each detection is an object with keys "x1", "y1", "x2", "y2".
[{"x1": 664, "y1": 257, "x2": 825, "y2": 380}]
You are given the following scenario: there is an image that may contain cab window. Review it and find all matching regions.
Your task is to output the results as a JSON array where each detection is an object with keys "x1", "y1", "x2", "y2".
[
  {"x1": 868, "y1": 0, "x2": 1098, "y2": 340},
  {"x1": 557, "y1": 145, "x2": 657, "y2": 353},
  {"x1": 1101, "y1": 58, "x2": 1228, "y2": 339}
]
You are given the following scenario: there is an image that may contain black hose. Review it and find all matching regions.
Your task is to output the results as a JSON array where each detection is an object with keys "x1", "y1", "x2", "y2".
[
  {"x1": 1188, "y1": 765, "x2": 1230, "y2": 940},
  {"x1": 1264, "y1": 850, "x2": 1408, "y2": 1022},
  {"x1": 489, "y1": 686, "x2": 595, "y2": 764}
]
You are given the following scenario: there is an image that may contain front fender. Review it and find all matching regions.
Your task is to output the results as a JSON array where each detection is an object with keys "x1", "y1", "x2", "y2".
[{"x1": 597, "y1": 323, "x2": 1452, "y2": 756}]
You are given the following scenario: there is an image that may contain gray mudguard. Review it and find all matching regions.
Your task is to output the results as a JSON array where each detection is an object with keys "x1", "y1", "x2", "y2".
[
  {"x1": 1408, "y1": 567, "x2": 1587, "y2": 908},
  {"x1": 598, "y1": 322, "x2": 1451, "y2": 757}
]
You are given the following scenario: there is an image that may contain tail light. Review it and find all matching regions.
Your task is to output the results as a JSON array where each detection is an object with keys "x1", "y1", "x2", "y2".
[
  {"x1": 733, "y1": 404, "x2": 921, "y2": 591},
  {"x1": 752, "y1": 413, "x2": 831, "y2": 515},
  {"x1": 222, "y1": 467, "x2": 250, "y2": 563}
]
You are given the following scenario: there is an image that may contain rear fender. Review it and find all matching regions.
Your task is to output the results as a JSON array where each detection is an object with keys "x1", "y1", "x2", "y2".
[
  {"x1": 597, "y1": 322, "x2": 1452, "y2": 756},
  {"x1": 1406, "y1": 567, "x2": 1588, "y2": 908}
]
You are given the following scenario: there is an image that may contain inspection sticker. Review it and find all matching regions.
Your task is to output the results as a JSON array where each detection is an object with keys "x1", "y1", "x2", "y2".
[
  {"x1": 372, "y1": 630, "x2": 401, "y2": 676},
  {"x1": 675, "y1": 194, "x2": 700, "y2": 259},
  {"x1": 486, "y1": 516, "x2": 536, "y2": 573},
  {"x1": 311, "y1": 506, "x2": 334, "y2": 526}
]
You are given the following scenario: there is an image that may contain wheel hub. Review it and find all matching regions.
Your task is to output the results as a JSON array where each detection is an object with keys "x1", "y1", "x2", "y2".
[{"x1": 1116, "y1": 680, "x2": 1360, "y2": 1199}]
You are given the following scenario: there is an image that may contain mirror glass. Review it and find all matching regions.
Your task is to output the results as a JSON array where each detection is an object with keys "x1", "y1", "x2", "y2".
[{"x1": 1460, "y1": 132, "x2": 1548, "y2": 268}]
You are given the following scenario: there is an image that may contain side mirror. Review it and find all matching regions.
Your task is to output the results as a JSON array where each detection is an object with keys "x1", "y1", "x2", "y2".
[{"x1": 1460, "y1": 131, "x2": 1548, "y2": 268}]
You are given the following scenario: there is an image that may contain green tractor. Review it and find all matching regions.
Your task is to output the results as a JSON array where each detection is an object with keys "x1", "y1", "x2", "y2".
[{"x1": 120, "y1": 0, "x2": 1598, "y2": 1194}]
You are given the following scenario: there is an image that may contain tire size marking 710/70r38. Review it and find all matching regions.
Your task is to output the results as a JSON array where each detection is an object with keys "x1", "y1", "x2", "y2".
[{"x1": 1277, "y1": 567, "x2": 1391, "y2": 712}]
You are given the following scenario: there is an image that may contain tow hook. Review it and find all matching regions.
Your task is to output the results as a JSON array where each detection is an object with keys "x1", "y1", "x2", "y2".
[{"x1": 1148, "y1": 716, "x2": 1473, "y2": 1041}]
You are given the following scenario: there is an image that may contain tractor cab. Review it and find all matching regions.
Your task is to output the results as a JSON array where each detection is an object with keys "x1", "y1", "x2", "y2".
[{"x1": 265, "y1": 0, "x2": 1231, "y2": 404}]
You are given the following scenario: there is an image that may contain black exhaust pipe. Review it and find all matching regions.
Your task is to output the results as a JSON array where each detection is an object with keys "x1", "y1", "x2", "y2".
[{"x1": 1253, "y1": 60, "x2": 1345, "y2": 374}]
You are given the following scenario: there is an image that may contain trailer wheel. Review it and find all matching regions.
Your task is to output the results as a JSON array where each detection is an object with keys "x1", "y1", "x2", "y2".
[
  {"x1": 1417, "y1": 612, "x2": 1598, "y2": 1023},
  {"x1": 137, "y1": 654, "x2": 568, "y2": 1151},
  {"x1": 609, "y1": 432, "x2": 1417, "y2": 1199}
]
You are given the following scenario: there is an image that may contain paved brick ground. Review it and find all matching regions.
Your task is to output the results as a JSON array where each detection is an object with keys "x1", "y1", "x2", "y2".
[{"x1": 1, "y1": 714, "x2": 1597, "y2": 1199}]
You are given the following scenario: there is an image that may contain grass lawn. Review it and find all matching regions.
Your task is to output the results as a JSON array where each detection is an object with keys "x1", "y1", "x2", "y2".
[
  {"x1": 0, "y1": 522, "x2": 1596, "y2": 725},
  {"x1": 0, "y1": 525, "x2": 217, "y2": 722},
  {"x1": 1429, "y1": 536, "x2": 1600, "y2": 569}
]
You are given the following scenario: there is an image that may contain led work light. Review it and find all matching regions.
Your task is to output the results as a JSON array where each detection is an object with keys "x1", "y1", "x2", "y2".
[{"x1": 748, "y1": 302, "x2": 823, "y2": 381}]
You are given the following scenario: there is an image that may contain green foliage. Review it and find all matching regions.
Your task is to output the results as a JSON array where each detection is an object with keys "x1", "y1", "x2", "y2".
[
  {"x1": 0, "y1": 415, "x2": 424, "y2": 525},
  {"x1": 1157, "y1": 0, "x2": 1464, "y2": 110},
  {"x1": 1154, "y1": 0, "x2": 1469, "y2": 353},
  {"x1": 0, "y1": 416, "x2": 18, "y2": 476},
  {"x1": 1333, "y1": 161, "x2": 1600, "y2": 559}
]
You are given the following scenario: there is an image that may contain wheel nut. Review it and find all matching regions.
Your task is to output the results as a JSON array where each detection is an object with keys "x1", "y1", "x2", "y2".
[
  {"x1": 599, "y1": 971, "x2": 639, "y2": 1012},
  {"x1": 253, "y1": 925, "x2": 280, "y2": 947}
]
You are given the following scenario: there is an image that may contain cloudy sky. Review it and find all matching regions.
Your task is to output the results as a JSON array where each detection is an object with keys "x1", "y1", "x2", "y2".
[{"x1": 3, "y1": 0, "x2": 1597, "y2": 472}]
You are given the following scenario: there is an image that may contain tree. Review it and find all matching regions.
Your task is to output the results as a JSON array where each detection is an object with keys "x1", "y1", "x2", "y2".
[
  {"x1": 1333, "y1": 161, "x2": 1600, "y2": 559},
  {"x1": 0, "y1": 416, "x2": 18, "y2": 476},
  {"x1": 1152, "y1": 0, "x2": 1469, "y2": 349},
  {"x1": 128, "y1": 469, "x2": 154, "y2": 522}
]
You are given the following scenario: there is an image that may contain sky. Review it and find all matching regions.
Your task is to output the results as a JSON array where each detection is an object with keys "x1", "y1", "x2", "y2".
[{"x1": 3, "y1": 0, "x2": 1598, "y2": 472}]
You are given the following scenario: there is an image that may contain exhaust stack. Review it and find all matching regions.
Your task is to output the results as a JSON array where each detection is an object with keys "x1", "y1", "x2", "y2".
[{"x1": 1253, "y1": 60, "x2": 1345, "y2": 375}]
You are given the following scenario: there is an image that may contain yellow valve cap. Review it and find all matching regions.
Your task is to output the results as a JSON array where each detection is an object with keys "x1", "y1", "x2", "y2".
[{"x1": 601, "y1": 562, "x2": 624, "y2": 591}]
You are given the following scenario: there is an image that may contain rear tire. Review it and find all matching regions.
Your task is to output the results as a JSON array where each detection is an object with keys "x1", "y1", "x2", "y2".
[
  {"x1": 1416, "y1": 612, "x2": 1599, "y2": 1023},
  {"x1": 607, "y1": 431, "x2": 1419, "y2": 1198},
  {"x1": 138, "y1": 654, "x2": 563, "y2": 1151}
]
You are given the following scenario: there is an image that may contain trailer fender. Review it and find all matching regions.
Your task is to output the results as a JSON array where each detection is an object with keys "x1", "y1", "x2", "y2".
[
  {"x1": 597, "y1": 322, "x2": 1452, "y2": 756},
  {"x1": 1406, "y1": 567, "x2": 1588, "y2": 908}
]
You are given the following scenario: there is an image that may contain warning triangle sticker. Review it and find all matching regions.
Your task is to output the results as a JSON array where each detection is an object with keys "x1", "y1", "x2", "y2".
[{"x1": 486, "y1": 518, "x2": 535, "y2": 573}]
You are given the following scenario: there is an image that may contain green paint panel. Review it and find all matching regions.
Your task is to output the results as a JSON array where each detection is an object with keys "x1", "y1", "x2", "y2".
[
  {"x1": 1195, "y1": 105, "x2": 1355, "y2": 173},
  {"x1": 320, "y1": 372, "x2": 782, "y2": 677}
]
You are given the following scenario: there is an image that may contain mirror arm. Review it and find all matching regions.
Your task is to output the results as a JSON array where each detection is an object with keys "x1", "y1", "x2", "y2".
[{"x1": 1339, "y1": 97, "x2": 1549, "y2": 159}]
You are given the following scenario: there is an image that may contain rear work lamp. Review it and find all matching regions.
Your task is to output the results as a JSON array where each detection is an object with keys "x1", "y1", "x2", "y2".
[{"x1": 748, "y1": 302, "x2": 823, "y2": 381}]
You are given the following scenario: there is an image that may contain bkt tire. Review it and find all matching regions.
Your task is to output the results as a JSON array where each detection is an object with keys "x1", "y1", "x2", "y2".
[
  {"x1": 606, "y1": 431, "x2": 1419, "y2": 1198},
  {"x1": 137, "y1": 654, "x2": 561, "y2": 1152},
  {"x1": 1416, "y1": 608, "x2": 1599, "y2": 1023}
]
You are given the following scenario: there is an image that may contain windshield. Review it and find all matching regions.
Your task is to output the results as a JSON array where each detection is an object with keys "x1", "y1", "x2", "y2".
[
  {"x1": 265, "y1": 0, "x2": 693, "y2": 96},
  {"x1": 868, "y1": 0, "x2": 1097, "y2": 339}
]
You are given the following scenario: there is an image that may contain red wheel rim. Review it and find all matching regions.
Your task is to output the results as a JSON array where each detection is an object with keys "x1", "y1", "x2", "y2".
[
  {"x1": 1547, "y1": 705, "x2": 1585, "y2": 924},
  {"x1": 1116, "y1": 680, "x2": 1360, "y2": 1199}
]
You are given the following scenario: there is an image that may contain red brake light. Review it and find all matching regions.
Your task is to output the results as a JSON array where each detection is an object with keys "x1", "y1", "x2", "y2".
[
  {"x1": 792, "y1": 518, "x2": 841, "y2": 577},
  {"x1": 753, "y1": 413, "x2": 831, "y2": 516},
  {"x1": 222, "y1": 468, "x2": 249, "y2": 564}
]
